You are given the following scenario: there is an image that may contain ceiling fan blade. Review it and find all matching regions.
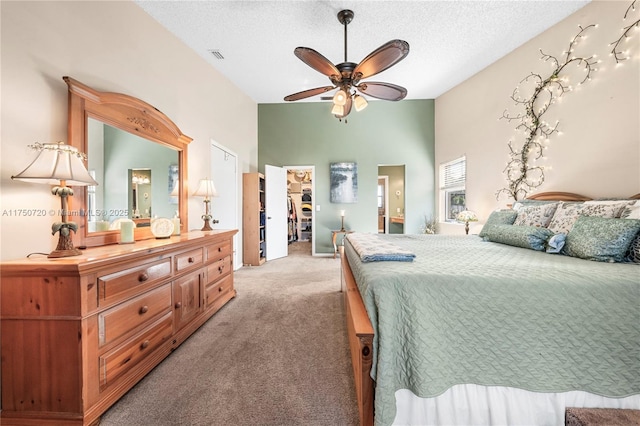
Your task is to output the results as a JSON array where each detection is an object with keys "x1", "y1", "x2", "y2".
[
  {"x1": 357, "y1": 82, "x2": 407, "y2": 101},
  {"x1": 284, "y1": 86, "x2": 336, "y2": 102},
  {"x1": 352, "y1": 40, "x2": 410, "y2": 82},
  {"x1": 294, "y1": 47, "x2": 341, "y2": 81}
]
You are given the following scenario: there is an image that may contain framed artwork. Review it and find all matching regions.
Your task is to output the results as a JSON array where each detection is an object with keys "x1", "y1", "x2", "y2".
[
  {"x1": 330, "y1": 162, "x2": 358, "y2": 203},
  {"x1": 168, "y1": 164, "x2": 178, "y2": 204}
]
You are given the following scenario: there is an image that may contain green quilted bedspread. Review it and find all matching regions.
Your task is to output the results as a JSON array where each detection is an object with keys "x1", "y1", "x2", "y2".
[{"x1": 344, "y1": 234, "x2": 640, "y2": 426}]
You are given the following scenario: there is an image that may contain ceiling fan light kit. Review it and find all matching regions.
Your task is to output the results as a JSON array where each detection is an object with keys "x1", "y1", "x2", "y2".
[{"x1": 284, "y1": 9, "x2": 409, "y2": 122}]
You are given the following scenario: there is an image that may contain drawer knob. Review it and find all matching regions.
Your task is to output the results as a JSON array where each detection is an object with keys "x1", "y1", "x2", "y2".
[
  {"x1": 138, "y1": 273, "x2": 149, "y2": 282},
  {"x1": 175, "y1": 302, "x2": 182, "y2": 309},
  {"x1": 218, "y1": 286, "x2": 223, "y2": 292},
  {"x1": 140, "y1": 340, "x2": 150, "y2": 350},
  {"x1": 218, "y1": 265, "x2": 224, "y2": 272},
  {"x1": 188, "y1": 257, "x2": 195, "y2": 263},
  {"x1": 139, "y1": 305, "x2": 149, "y2": 315},
  {"x1": 218, "y1": 247, "x2": 222, "y2": 252}
]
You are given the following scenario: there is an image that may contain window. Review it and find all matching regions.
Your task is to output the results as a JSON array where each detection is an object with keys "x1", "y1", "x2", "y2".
[{"x1": 440, "y1": 156, "x2": 466, "y2": 222}]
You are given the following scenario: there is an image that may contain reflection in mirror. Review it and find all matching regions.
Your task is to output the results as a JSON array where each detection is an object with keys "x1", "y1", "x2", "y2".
[
  {"x1": 86, "y1": 118, "x2": 178, "y2": 232},
  {"x1": 130, "y1": 168, "x2": 151, "y2": 220}
]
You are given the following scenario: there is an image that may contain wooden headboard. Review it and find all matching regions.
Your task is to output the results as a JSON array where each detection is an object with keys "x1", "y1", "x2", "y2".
[{"x1": 527, "y1": 191, "x2": 640, "y2": 201}]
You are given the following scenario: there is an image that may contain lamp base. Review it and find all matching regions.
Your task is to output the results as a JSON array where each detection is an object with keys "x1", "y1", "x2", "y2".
[
  {"x1": 48, "y1": 248, "x2": 83, "y2": 258},
  {"x1": 201, "y1": 219, "x2": 213, "y2": 231},
  {"x1": 465, "y1": 222, "x2": 470, "y2": 235},
  {"x1": 48, "y1": 233, "x2": 82, "y2": 258}
]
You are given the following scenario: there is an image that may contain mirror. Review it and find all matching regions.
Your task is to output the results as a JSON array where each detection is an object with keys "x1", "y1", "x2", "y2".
[{"x1": 65, "y1": 76, "x2": 192, "y2": 247}]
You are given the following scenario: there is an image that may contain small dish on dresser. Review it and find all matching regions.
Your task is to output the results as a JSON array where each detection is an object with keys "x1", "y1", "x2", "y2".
[{"x1": 150, "y1": 218, "x2": 174, "y2": 239}]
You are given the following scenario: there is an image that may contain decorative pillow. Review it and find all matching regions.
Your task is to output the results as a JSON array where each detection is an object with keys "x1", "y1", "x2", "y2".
[
  {"x1": 478, "y1": 210, "x2": 518, "y2": 238},
  {"x1": 582, "y1": 201, "x2": 634, "y2": 218},
  {"x1": 547, "y1": 202, "x2": 584, "y2": 234},
  {"x1": 481, "y1": 224, "x2": 554, "y2": 251},
  {"x1": 625, "y1": 233, "x2": 640, "y2": 263},
  {"x1": 563, "y1": 216, "x2": 640, "y2": 262},
  {"x1": 512, "y1": 199, "x2": 558, "y2": 211},
  {"x1": 621, "y1": 200, "x2": 640, "y2": 220},
  {"x1": 513, "y1": 203, "x2": 558, "y2": 227},
  {"x1": 546, "y1": 233, "x2": 566, "y2": 254}
]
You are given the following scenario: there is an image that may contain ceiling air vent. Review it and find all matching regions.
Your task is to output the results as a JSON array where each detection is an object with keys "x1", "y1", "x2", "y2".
[{"x1": 208, "y1": 49, "x2": 224, "y2": 60}]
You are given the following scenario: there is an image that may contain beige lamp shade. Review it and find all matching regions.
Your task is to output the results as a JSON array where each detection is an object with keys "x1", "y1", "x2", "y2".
[
  {"x1": 192, "y1": 179, "x2": 218, "y2": 200},
  {"x1": 457, "y1": 210, "x2": 478, "y2": 223},
  {"x1": 11, "y1": 142, "x2": 97, "y2": 186}
]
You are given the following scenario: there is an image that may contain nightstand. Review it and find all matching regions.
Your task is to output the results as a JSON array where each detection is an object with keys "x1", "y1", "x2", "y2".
[{"x1": 331, "y1": 229, "x2": 354, "y2": 258}]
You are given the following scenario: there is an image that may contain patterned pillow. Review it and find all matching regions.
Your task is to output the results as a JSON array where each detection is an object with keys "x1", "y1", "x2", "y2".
[
  {"x1": 481, "y1": 224, "x2": 554, "y2": 251},
  {"x1": 512, "y1": 199, "x2": 558, "y2": 211},
  {"x1": 478, "y1": 210, "x2": 518, "y2": 238},
  {"x1": 547, "y1": 202, "x2": 584, "y2": 234},
  {"x1": 563, "y1": 216, "x2": 640, "y2": 262},
  {"x1": 513, "y1": 203, "x2": 558, "y2": 227},
  {"x1": 582, "y1": 201, "x2": 634, "y2": 218},
  {"x1": 626, "y1": 233, "x2": 640, "y2": 263},
  {"x1": 621, "y1": 200, "x2": 640, "y2": 219},
  {"x1": 547, "y1": 202, "x2": 624, "y2": 234}
]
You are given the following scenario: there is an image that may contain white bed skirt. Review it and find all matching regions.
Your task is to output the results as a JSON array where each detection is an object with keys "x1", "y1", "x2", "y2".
[{"x1": 393, "y1": 385, "x2": 640, "y2": 426}]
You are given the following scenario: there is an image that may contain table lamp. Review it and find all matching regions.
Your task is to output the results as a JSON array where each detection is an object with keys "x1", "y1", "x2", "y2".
[
  {"x1": 192, "y1": 178, "x2": 218, "y2": 231},
  {"x1": 11, "y1": 142, "x2": 98, "y2": 257},
  {"x1": 456, "y1": 210, "x2": 478, "y2": 235},
  {"x1": 340, "y1": 210, "x2": 346, "y2": 232}
]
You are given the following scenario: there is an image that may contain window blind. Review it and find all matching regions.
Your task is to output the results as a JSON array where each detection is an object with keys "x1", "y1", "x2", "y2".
[{"x1": 441, "y1": 156, "x2": 466, "y2": 189}]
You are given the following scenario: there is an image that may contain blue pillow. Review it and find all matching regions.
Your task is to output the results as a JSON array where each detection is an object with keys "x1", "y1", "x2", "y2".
[
  {"x1": 478, "y1": 210, "x2": 518, "y2": 238},
  {"x1": 563, "y1": 216, "x2": 640, "y2": 262},
  {"x1": 481, "y1": 224, "x2": 554, "y2": 251}
]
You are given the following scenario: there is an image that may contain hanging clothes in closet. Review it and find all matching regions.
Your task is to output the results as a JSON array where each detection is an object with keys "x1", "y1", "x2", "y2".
[{"x1": 287, "y1": 196, "x2": 298, "y2": 243}]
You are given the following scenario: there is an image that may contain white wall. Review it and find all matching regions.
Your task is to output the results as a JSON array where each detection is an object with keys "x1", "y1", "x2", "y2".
[
  {"x1": 435, "y1": 0, "x2": 639, "y2": 234},
  {"x1": 0, "y1": 1, "x2": 257, "y2": 260}
]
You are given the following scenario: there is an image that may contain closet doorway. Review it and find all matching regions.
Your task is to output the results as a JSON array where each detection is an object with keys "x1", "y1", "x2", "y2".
[{"x1": 285, "y1": 165, "x2": 315, "y2": 256}]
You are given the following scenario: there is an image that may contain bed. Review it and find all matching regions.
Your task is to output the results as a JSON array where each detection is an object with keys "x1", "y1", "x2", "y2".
[{"x1": 340, "y1": 192, "x2": 640, "y2": 426}]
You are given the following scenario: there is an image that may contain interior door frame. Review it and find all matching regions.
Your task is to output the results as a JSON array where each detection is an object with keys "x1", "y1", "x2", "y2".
[
  {"x1": 378, "y1": 175, "x2": 389, "y2": 234},
  {"x1": 285, "y1": 165, "x2": 316, "y2": 256},
  {"x1": 210, "y1": 139, "x2": 240, "y2": 270}
]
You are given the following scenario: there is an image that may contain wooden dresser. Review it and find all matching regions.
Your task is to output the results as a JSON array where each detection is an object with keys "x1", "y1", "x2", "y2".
[{"x1": 0, "y1": 230, "x2": 237, "y2": 425}]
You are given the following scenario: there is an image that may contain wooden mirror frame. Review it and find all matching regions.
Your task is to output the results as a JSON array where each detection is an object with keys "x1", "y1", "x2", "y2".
[{"x1": 65, "y1": 76, "x2": 192, "y2": 247}]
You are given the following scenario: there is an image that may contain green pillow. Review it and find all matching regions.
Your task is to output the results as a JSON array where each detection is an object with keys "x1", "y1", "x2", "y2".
[
  {"x1": 481, "y1": 224, "x2": 554, "y2": 251},
  {"x1": 564, "y1": 216, "x2": 640, "y2": 262},
  {"x1": 478, "y1": 210, "x2": 518, "y2": 238}
]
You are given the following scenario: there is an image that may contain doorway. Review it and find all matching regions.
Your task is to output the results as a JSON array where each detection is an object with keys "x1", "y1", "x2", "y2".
[
  {"x1": 285, "y1": 166, "x2": 315, "y2": 256},
  {"x1": 210, "y1": 140, "x2": 240, "y2": 270},
  {"x1": 378, "y1": 165, "x2": 405, "y2": 234},
  {"x1": 377, "y1": 176, "x2": 389, "y2": 233}
]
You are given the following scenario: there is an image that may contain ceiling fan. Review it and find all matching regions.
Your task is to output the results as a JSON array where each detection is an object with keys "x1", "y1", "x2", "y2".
[{"x1": 284, "y1": 9, "x2": 409, "y2": 121}]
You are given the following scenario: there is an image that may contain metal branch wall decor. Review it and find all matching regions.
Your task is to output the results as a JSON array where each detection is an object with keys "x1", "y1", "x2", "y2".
[
  {"x1": 610, "y1": 0, "x2": 639, "y2": 64},
  {"x1": 496, "y1": 25, "x2": 598, "y2": 201}
]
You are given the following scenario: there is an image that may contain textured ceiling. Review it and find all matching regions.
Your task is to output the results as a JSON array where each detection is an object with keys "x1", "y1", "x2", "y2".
[{"x1": 134, "y1": 0, "x2": 590, "y2": 104}]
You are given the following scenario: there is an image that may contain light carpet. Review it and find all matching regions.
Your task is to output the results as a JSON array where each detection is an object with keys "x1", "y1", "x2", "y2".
[{"x1": 100, "y1": 241, "x2": 359, "y2": 426}]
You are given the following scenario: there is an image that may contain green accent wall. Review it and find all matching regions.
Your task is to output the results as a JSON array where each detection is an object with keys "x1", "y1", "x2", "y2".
[{"x1": 258, "y1": 99, "x2": 435, "y2": 255}]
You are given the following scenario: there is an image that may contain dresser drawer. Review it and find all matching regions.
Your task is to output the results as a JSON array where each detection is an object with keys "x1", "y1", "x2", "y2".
[
  {"x1": 99, "y1": 311, "x2": 173, "y2": 388},
  {"x1": 98, "y1": 283, "x2": 172, "y2": 347},
  {"x1": 175, "y1": 248, "x2": 204, "y2": 272},
  {"x1": 206, "y1": 239, "x2": 231, "y2": 261},
  {"x1": 98, "y1": 258, "x2": 172, "y2": 307},
  {"x1": 205, "y1": 274, "x2": 233, "y2": 309},
  {"x1": 206, "y1": 256, "x2": 231, "y2": 283}
]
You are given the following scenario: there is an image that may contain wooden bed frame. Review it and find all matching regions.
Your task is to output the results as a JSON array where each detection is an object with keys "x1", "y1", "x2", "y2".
[{"x1": 340, "y1": 191, "x2": 640, "y2": 426}]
